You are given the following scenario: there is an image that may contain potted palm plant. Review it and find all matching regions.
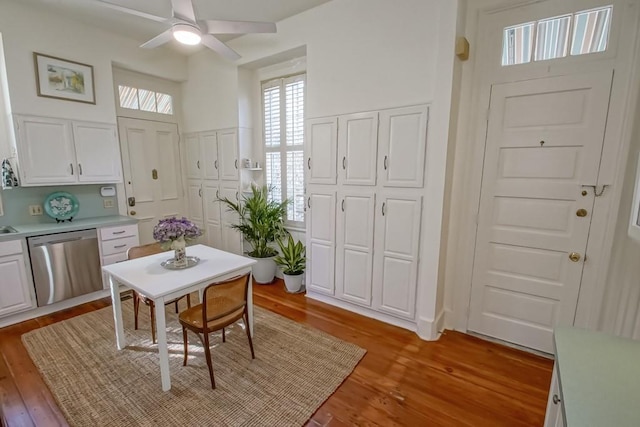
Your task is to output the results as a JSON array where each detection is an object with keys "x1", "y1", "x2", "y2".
[
  {"x1": 274, "y1": 235, "x2": 306, "y2": 293},
  {"x1": 218, "y1": 185, "x2": 289, "y2": 284}
]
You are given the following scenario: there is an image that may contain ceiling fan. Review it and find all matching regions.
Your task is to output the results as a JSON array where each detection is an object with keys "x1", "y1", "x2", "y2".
[{"x1": 96, "y1": 0, "x2": 277, "y2": 60}]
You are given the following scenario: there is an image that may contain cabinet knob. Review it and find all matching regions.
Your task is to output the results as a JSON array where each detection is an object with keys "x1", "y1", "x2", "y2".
[
  {"x1": 383, "y1": 156, "x2": 388, "y2": 170},
  {"x1": 552, "y1": 394, "x2": 561, "y2": 405},
  {"x1": 78, "y1": 163, "x2": 83, "y2": 175},
  {"x1": 342, "y1": 156, "x2": 346, "y2": 170},
  {"x1": 70, "y1": 163, "x2": 74, "y2": 175},
  {"x1": 130, "y1": 210, "x2": 136, "y2": 216},
  {"x1": 197, "y1": 160, "x2": 200, "y2": 169},
  {"x1": 235, "y1": 159, "x2": 238, "y2": 169},
  {"x1": 307, "y1": 158, "x2": 311, "y2": 170}
]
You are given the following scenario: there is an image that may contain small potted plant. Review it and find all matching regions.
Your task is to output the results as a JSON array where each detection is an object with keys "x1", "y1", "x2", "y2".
[{"x1": 274, "y1": 235, "x2": 306, "y2": 293}]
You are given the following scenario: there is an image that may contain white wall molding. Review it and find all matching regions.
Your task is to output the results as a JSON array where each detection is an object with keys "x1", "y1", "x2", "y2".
[{"x1": 416, "y1": 309, "x2": 445, "y2": 341}]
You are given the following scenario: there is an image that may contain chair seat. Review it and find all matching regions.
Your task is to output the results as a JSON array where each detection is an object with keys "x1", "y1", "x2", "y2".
[{"x1": 179, "y1": 303, "x2": 244, "y2": 331}]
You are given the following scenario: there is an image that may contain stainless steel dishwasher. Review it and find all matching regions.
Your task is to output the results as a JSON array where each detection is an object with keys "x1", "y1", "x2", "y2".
[{"x1": 27, "y1": 229, "x2": 102, "y2": 307}]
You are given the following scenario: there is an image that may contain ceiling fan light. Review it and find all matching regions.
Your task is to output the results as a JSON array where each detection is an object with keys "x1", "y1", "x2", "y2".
[{"x1": 173, "y1": 24, "x2": 201, "y2": 45}]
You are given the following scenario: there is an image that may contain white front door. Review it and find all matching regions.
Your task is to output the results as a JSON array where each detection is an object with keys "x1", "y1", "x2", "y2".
[
  {"x1": 468, "y1": 71, "x2": 613, "y2": 353},
  {"x1": 118, "y1": 118, "x2": 184, "y2": 244}
]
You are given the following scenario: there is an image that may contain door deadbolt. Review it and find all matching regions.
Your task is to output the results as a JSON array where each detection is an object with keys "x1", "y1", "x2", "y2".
[
  {"x1": 569, "y1": 252, "x2": 581, "y2": 262},
  {"x1": 128, "y1": 196, "x2": 136, "y2": 207},
  {"x1": 576, "y1": 209, "x2": 588, "y2": 217}
]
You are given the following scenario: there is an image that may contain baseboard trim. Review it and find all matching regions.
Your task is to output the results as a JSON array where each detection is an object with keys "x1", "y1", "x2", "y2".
[
  {"x1": 416, "y1": 309, "x2": 445, "y2": 341},
  {"x1": 305, "y1": 291, "x2": 417, "y2": 332}
]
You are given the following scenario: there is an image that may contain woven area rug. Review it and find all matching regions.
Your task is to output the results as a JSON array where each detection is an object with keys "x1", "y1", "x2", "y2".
[{"x1": 22, "y1": 301, "x2": 365, "y2": 427}]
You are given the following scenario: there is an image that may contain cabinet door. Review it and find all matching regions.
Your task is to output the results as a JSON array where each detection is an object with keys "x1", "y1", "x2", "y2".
[
  {"x1": 338, "y1": 112, "x2": 378, "y2": 186},
  {"x1": 306, "y1": 117, "x2": 338, "y2": 184},
  {"x1": 186, "y1": 180, "x2": 203, "y2": 224},
  {"x1": 335, "y1": 191, "x2": 375, "y2": 306},
  {"x1": 544, "y1": 364, "x2": 565, "y2": 427},
  {"x1": 201, "y1": 131, "x2": 219, "y2": 180},
  {"x1": 15, "y1": 115, "x2": 76, "y2": 185},
  {"x1": 0, "y1": 254, "x2": 35, "y2": 317},
  {"x1": 219, "y1": 185, "x2": 243, "y2": 254},
  {"x1": 218, "y1": 129, "x2": 239, "y2": 181},
  {"x1": 203, "y1": 182, "x2": 223, "y2": 249},
  {"x1": 372, "y1": 192, "x2": 422, "y2": 319},
  {"x1": 184, "y1": 133, "x2": 202, "y2": 180},
  {"x1": 378, "y1": 105, "x2": 428, "y2": 188},
  {"x1": 73, "y1": 122, "x2": 122, "y2": 183},
  {"x1": 306, "y1": 190, "x2": 336, "y2": 295}
]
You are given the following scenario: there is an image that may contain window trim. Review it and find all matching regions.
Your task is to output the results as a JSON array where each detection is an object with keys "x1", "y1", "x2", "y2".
[{"x1": 262, "y1": 73, "x2": 306, "y2": 228}]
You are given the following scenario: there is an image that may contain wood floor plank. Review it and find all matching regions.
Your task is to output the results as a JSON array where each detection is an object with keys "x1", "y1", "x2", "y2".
[{"x1": 0, "y1": 280, "x2": 553, "y2": 426}]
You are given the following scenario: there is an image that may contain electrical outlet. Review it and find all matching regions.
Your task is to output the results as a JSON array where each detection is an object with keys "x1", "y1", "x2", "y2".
[
  {"x1": 29, "y1": 204, "x2": 43, "y2": 216},
  {"x1": 103, "y1": 198, "x2": 115, "y2": 209}
]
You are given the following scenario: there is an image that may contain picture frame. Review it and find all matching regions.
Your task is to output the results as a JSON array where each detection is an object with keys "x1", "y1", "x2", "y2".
[
  {"x1": 628, "y1": 151, "x2": 640, "y2": 241},
  {"x1": 33, "y1": 52, "x2": 95, "y2": 104}
]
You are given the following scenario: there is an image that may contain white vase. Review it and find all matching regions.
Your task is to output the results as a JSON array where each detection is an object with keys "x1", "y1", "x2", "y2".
[
  {"x1": 171, "y1": 237, "x2": 187, "y2": 268},
  {"x1": 249, "y1": 256, "x2": 277, "y2": 284},
  {"x1": 283, "y1": 273, "x2": 304, "y2": 293}
]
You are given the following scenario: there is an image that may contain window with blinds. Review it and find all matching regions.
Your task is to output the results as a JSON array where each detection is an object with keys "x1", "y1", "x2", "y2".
[
  {"x1": 262, "y1": 74, "x2": 306, "y2": 226},
  {"x1": 502, "y1": 5, "x2": 612, "y2": 66}
]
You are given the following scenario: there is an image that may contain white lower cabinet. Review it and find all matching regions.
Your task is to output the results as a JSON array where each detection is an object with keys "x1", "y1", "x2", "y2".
[
  {"x1": 306, "y1": 189, "x2": 337, "y2": 295},
  {"x1": 203, "y1": 182, "x2": 223, "y2": 250},
  {"x1": 372, "y1": 192, "x2": 422, "y2": 319},
  {"x1": 219, "y1": 184, "x2": 243, "y2": 255},
  {"x1": 0, "y1": 240, "x2": 35, "y2": 318},
  {"x1": 544, "y1": 364, "x2": 565, "y2": 427},
  {"x1": 335, "y1": 191, "x2": 375, "y2": 306}
]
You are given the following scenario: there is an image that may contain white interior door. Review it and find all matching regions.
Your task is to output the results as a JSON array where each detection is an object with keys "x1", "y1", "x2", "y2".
[
  {"x1": 468, "y1": 71, "x2": 613, "y2": 353},
  {"x1": 338, "y1": 112, "x2": 378, "y2": 186},
  {"x1": 306, "y1": 190, "x2": 336, "y2": 295},
  {"x1": 118, "y1": 118, "x2": 184, "y2": 244}
]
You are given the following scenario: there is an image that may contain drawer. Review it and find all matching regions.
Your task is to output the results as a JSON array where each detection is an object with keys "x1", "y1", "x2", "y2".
[
  {"x1": 102, "y1": 252, "x2": 128, "y2": 266},
  {"x1": 101, "y1": 235, "x2": 138, "y2": 256},
  {"x1": 0, "y1": 239, "x2": 23, "y2": 257},
  {"x1": 100, "y1": 224, "x2": 138, "y2": 241}
]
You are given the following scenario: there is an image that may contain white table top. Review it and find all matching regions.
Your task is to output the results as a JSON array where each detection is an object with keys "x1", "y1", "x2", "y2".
[{"x1": 102, "y1": 244, "x2": 256, "y2": 299}]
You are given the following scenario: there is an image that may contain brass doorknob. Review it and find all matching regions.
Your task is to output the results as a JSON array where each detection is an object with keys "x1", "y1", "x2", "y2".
[
  {"x1": 576, "y1": 209, "x2": 588, "y2": 217},
  {"x1": 569, "y1": 252, "x2": 581, "y2": 262},
  {"x1": 130, "y1": 210, "x2": 137, "y2": 216}
]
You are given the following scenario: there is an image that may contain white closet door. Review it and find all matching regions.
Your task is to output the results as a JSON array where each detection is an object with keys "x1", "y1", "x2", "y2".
[
  {"x1": 372, "y1": 192, "x2": 422, "y2": 319},
  {"x1": 306, "y1": 190, "x2": 336, "y2": 295},
  {"x1": 220, "y1": 185, "x2": 243, "y2": 254},
  {"x1": 338, "y1": 112, "x2": 378, "y2": 186},
  {"x1": 306, "y1": 117, "x2": 338, "y2": 184},
  {"x1": 203, "y1": 182, "x2": 222, "y2": 249},
  {"x1": 201, "y1": 131, "x2": 219, "y2": 180},
  {"x1": 335, "y1": 191, "x2": 376, "y2": 306},
  {"x1": 184, "y1": 133, "x2": 201, "y2": 180},
  {"x1": 73, "y1": 122, "x2": 122, "y2": 183},
  {"x1": 186, "y1": 180, "x2": 203, "y2": 224},
  {"x1": 379, "y1": 105, "x2": 428, "y2": 188},
  {"x1": 218, "y1": 129, "x2": 239, "y2": 181}
]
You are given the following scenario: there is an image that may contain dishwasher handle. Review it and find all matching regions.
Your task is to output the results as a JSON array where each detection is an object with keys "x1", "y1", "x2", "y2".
[{"x1": 31, "y1": 237, "x2": 83, "y2": 247}]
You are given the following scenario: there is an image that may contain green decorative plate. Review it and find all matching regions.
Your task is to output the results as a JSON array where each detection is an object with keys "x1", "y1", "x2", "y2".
[{"x1": 44, "y1": 191, "x2": 79, "y2": 222}]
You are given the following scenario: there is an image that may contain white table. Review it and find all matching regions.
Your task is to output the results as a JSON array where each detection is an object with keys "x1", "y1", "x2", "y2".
[{"x1": 102, "y1": 244, "x2": 256, "y2": 391}]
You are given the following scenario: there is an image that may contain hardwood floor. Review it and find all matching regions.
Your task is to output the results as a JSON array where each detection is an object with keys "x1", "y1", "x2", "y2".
[{"x1": 0, "y1": 281, "x2": 553, "y2": 426}]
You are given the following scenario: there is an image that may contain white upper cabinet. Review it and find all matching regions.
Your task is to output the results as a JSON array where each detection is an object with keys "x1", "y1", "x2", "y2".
[
  {"x1": 335, "y1": 191, "x2": 376, "y2": 306},
  {"x1": 306, "y1": 190, "x2": 337, "y2": 295},
  {"x1": 201, "y1": 131, "x2": 219, "y2": 180},
  {"x1": 15, "y1": 115, "x2": 122, "y2": 186},
  {"x1": 306, "y1": 117, "x2": 338, "y2": 184},
  {"x1": 372, "y1": 192, "x2": 422, "y2": 319},
  {"x1": 338, "y1": 112, "x2": 378, "y2": 186},
  {"x1": 378, "y1": 105, "x2": 428, "y2": 188},
  {"x1": 218, "y1": 129, "x2": 239, "y2": 181},
  {"x1": 184, "y1": 133, "x2": 201, "y2": 180},
  {"x1": 72, "y1": 122, "x2": 122, "y2": 183},
  {"x1": 15, "y1": 115, "x2": 76, "y2": 185}
]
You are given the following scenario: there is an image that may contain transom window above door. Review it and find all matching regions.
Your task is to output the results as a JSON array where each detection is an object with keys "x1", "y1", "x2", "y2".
[
  {"x1": 502, "y1": 5, "x2": 612, "y2": 66},
  {"x1": 118, "y1": 85, "x2": 173, "y2": 115}
]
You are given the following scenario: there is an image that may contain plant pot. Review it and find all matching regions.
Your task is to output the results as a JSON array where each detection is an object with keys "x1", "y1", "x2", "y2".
[
  {"x1": 249, "y1": 256, "x2": 277, "y2": 284},
  {"x1": 283, "y1": 272, "x2": 304, "y2": 293}
]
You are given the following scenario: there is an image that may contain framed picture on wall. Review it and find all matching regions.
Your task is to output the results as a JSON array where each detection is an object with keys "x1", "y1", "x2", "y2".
[
  {"x1": 629, "y1": 152, "x2": 640, "y2": 241},
  {"x1": 33, "y1": 53, "x2": 95, "y2": 104}
]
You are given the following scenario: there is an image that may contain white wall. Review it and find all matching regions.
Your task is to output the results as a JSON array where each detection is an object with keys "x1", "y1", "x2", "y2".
[{"x1": 0, "y1": 1, "x2": 186, "y2": 125}]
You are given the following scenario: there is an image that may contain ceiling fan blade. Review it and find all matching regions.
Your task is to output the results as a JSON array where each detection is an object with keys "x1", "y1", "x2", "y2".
[
  {"x1": 140, "y1": 29, "x2": 174, "y2": 49},
  {"x1": 201, "y1": 35, "x2": 241, "y2": 60},
  {"x1": 204, "y1": 20, "x2": 277, "y2": 35},
  {"x1": 96, "y1": 1, "x2": 167, "y2": 23},
  {"x1": 171, "y1": 0, "x2": 197, "y2": 22}
]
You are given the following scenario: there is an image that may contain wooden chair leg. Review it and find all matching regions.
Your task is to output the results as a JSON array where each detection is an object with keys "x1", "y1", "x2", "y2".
[
  {"x1": 182, "y1": 326, "x2": 189, "y2": 366},
  {"x1": 244, "y1": 313, "x2": 255, "y2": 359},
  {"x1": 186, "y1": 294, "x2": 191, "y2": 308},
  {"x1": 150, "y1": 303, "x2": 156, "y2": 344},
  {"x1": 174, "y1": 301, "x2": 179, "y2": 313},
  {"x1": 202, "y1": 331, "x2": 216, "y2": 389},
  {"x1": 133, "y1": 292, "x2": 139, "y2": 330},
  {"x1": 222, "y1": 328, "x2": 226, "y2": 343}
]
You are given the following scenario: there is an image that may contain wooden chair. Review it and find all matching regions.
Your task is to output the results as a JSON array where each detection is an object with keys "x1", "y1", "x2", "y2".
[
  {"x1": 127, "y1": 243, "x2": 191, "y2": 343},
  {"x1": 179, "y1": 273, "x2": 255, "y2": 389}
]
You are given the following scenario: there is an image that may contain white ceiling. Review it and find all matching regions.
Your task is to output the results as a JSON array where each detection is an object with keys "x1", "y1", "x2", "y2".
[{"x1": 16, "y1": 0, "x2": 331, "y2": 53}]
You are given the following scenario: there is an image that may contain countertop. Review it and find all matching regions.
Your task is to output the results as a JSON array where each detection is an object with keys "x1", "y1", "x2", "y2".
[
  {"x1": 0, "y1": 216, "x2": 137, "y2": 242},
  {"x1": 555, "y1": 327, "x2": 640, "y2": 426}
]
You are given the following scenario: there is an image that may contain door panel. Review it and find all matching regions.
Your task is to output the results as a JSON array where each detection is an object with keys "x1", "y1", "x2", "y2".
[
  {"x1": 306, "y1": 117, "x2": 338, "y2": 184},
  {"x1": 338, "y1": 112, "x2": 378, "y2": 186},
  {"x1": 469, "y1": 71, "x2": 613, "y2": 353},
  {"x1": 306, "y1": 190, "x2": 336, "y2": 295},
  {"x1": 218, "y1": 129, "x2": 239, "y2": 181},
  {"x1": 201, "y1": 131, "x2": 219, "y2": 180}
]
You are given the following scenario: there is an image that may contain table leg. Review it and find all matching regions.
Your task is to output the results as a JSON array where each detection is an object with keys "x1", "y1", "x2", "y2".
[
  {"x1": 247, "y1": 272, "x2": 254, "y2": 337},
  {"x1": 154, "y1": 298, "x2": 171, "y2": 391},
  {"x1": 109, "y1": 275, "x2": 126, "y2": 350}
]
